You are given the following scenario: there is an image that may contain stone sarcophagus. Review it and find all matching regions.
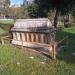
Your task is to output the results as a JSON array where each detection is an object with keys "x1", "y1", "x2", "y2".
[{"x1": 11, "y1": 18, "x2": 56, "y2": 48}]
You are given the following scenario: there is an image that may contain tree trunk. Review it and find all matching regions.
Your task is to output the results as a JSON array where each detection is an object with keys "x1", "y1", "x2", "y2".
[
  {"x1": 53, "y1": 9, "x2": 60, "y2": 28},
  {"x1": 64, "y1": 15, "x2": 69, "y2": 27}
]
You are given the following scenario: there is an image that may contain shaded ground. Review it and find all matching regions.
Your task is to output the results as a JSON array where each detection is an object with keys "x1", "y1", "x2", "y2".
[
  {"x1": 21, "y1": 25, "x2": 75, "y2": 63},
  {"x1": 0, "y1": 20, "x2": 14, "y2": 37},
  {"x1": 56, "y1": 26, "x2": 75, "y2": 63},
  {"x1": 0, "y1": 28, "x2": 6, "y2": 34},
  {"x1": 20, "y1": 25, "x2": 75, "y2": 63}
]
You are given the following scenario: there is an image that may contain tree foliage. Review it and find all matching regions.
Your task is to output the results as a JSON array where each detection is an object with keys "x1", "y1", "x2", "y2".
[
  {"x1": 0, "y1": 0, "x2": 10, "y2": 15},
  {"x1": 9, "y1": 6, "x2": 28, "y2": 19},
  {"x1": 29, "y1": 0, "x2": 75, "y2": 27},
  {"x1": 28, "y1": 3, "x2": 38, "y2": 18},
  {"x1": 34, "y1": 0, "x2": 75, "y2": 15},
  {"x1": 4, "y1": 0, "x2": 10, "y2": 15}
]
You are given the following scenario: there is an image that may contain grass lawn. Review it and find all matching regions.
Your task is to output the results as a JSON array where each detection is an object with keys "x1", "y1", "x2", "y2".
[
  {"x1": 0, "y1": 20, "x2": 14, "y2": 36},
  {"x1": 0, "y1": 25, "x2": 75, "y2": 75},
  {"x1": 56, "y1": 25, "x2": 75, "y2": 61},
  {"x1": 0, "y1": 27, "x2": 8, "y2": 37},
  {"x1": 0, "y1": 44, "x2": 75, "y2": 75},
  {"x1": 0, "y1": 19, "x2": 15, "y2": 24},
  {"x1": 0, "y1": 28, "x2": 6, "y2": 35}
]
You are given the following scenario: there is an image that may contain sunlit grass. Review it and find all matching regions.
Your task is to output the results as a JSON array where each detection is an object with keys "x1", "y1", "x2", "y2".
[
  {"x1": 0, "y1": 24, "x2": 75, "y2": 75},
  {"x1": 0, "y1": 44, "x2": 75, "y2": 75},
  {"x1": 0, "y1": 19, "x2": 15, "y2": 24}
]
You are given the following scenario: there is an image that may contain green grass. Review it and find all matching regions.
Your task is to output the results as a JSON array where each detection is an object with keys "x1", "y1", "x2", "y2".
[
  {"x1": 0, "y1": 28, "x2": 6, "y2": 34},
  {"x1": 0, "y1": 19, "x2": 15, "y2": 24},
  {"x1": 0, "y1": 24, "x2": 75, "y2": 75},
  {"x1": 0, "y1": 44, "x2": 75, "y2": 75},
  {"x1": 0, "y1": 22, "x2": 14, "y2": 31},
  {"x1": 0, "y1": 19, "x2": 15, "y2": 30},
  {"x1": 0, "y1": 20, "x2": 14, "y2": 37},
  {"x1": 56, "y1": 25, "x2": 75, "y2": 63}
]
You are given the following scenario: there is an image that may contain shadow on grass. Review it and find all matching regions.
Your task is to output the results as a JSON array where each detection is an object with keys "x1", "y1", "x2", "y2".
[
  {"x1": 22, "y1": 28, "x2": 75, "y2": 63},
  {"x1": 56, "y1": 30, "x2": 75, "y2": 64},
  {"x1": 0, "y1": 23, "x2": 14, "y2": 31},
  {"x1": 31, "y1": 28, "x2": 75, "y2": 63}
]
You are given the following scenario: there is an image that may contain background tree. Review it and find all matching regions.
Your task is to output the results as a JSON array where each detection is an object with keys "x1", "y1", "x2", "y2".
[
  {"x1": 21, "y1": 6, "x2": 29, "y2": 19},
  {"x1": 9, "y1": 5, "x2": 24, "y2": 19},
  {"x1": 71, "y1": 8, "x2": 75, "y2": 23},
  {"x1": 0, "y1": 0, "x2": 10, "y2": 16},
  {"x1": 4, "y1": 0, "x2": 10, "y2": 16},
  {"x1": 0, "y1": 0, "x2": 5, "y2": 15},
  {"x1": 31, "y1": 0, "x2": 75, "y2": 28},
  {"x1": 21, "y1": 0, "x2": 30, "y2": 18},
  {"x1": 28, "y1": 3, "x2": 38, "y2": 18}
]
